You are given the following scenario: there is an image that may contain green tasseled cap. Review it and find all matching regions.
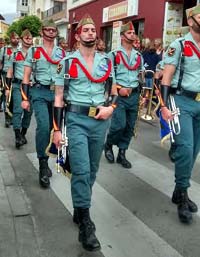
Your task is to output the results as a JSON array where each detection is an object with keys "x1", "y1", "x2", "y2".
[
  {"x1": 42, "y1": 19, "x2": 57, "y2": 28},
  {"x1": 120, "y1": 21, "x2": 134, "y2": 34},
  {"x1": 21, "y1": 29, "x2": 32, "y2": 38},
  {"x1": 186, "y1": 4, "x2": 200, "y2": 18},
  {"x1": 76, "y1": 14, "x2": 95, "y2": 31}
]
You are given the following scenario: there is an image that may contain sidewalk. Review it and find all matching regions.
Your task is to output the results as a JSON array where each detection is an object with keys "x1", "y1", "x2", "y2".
[{"x1": 0, "y1": 144, "x2": 41, "y2": 257}]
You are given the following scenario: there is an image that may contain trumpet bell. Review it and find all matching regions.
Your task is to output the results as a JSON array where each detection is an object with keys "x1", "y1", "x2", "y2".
[{"x1": 141, "y1": 113, "x2": 154, "y2": 121}]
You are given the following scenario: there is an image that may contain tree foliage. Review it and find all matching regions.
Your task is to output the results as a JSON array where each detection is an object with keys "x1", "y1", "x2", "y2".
[{"x1": 7, "y1": 15, "x2": 42, "y2": 38}]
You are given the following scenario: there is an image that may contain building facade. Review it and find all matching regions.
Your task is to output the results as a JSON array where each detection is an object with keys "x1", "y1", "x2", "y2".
[
  {"x1": 28, "y1": 0, "x2": 69, "y2": 40},
  {"x1": 67, "y1": 0, "x2": 198, "y2": 50},
  {"x1": 0, "y1": 20, "x2": 9, "y2": 38},
  {"x1": 17, "y1": 0, "x2": 30, "y2": 17}
]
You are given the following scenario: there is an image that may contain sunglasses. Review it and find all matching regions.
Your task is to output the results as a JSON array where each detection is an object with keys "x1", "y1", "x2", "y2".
[{"x1": 43, "y1": 28, "x2": 57, "y2": 33}]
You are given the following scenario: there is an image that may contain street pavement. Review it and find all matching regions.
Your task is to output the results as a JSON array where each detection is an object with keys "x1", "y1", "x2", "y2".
[{"x1": 1, "y1": 112, "x2": 200, "y2": 257}]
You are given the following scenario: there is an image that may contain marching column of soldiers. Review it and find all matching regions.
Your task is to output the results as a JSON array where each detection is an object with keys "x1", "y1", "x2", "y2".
[{"x1": 0, "y1": 3, "x2": 200, "y2": 251}]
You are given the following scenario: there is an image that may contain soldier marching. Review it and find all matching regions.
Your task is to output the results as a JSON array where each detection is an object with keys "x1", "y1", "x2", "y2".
[{"x1": 1, "y1": 3, "x2": 200, "y2": 253}]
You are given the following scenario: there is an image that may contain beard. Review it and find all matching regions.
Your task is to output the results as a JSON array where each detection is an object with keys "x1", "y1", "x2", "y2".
[
  {"x1": 191, "y1": 16, "x2": 200, "y2": 34},
  {"x1": 192, "y1": 24, "x2": 200, "y2": 34},
  {"x1": 80, "y1": 38, "x2": 96, "y2": 48},
  {"x1": 123, "y1": 34, "x2": 135, "y2": 44},
  {"x1": 11, "y1": 41, "x2": 19, "y2": 47},
  {"x1": 43, "y1": 32, "x2": 57, "y2": 41}
]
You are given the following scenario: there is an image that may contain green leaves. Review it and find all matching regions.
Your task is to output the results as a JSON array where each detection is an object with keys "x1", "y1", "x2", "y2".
[{"x1": 7, "y1": 15, "x2": 42, "y2": 38}]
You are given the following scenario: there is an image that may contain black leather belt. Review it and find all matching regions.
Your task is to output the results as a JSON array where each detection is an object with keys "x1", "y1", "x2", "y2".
[
  {"x1": 33, "y1": 82, "x2": 55, "y2": 91},
  {"x1": 176, "y1": 89, "x2": 200, "y2": 101},
  {"x1": 12, "y1": 78, "x2": 22, "y2": 84},
  {"x1": 66, "y1": 104, "x2": 99, "y2": 117}
]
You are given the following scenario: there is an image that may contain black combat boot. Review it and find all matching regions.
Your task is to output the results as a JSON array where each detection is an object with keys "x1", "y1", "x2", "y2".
[
  {"x1": 20, "y1": 127, "x2": 28, "y2": 145},
  {"x1": 73, "y1": 208, "x2": 96, "y2": 231},
  {"x1": 46, "y1": 163, "x2": 52, "y2": 177},
  {"x1": 14, "y1": 129, "x2": 24, "y2": 149},
  {"x1": 5, "y1": 113, "x2": 11, "y2": 128},
  {"x1": 116, "y1": 149, "x2": 132, "y2": 168},
  {"x1": 77, "y1": 208, "x2": 100, "y2": 251},
  {"x1": 39, "y1": 158, "x2": 50, "y2": 188},
  {"x1": 172, "y1": 188, "x2": 198, "y2": 213},
  {"x1": 104, "y1": 142, "x2": 114, "y2": 163},
  {"x1": 175, "y1": 190, "x2": 193, "y2": 224}
]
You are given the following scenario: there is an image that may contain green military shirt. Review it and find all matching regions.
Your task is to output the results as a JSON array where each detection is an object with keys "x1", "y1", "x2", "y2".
[
  {"x1": 164, "y1": 33, "x2": 200, "y2": 92},
  {"x1": 7, "y1": 48, "x2": 28, "y2": 80},
  {"x1": 24, "y1": 45, "x2": 65, "y2": 85},
  {"x1": 156, "y1": 60, "x2": 164, "y2": 72},
  {"x1": 0, "y1": 46, "x2": 18, "y2": 73},
  {"x1": 108, "y1": 46, "x2": 144, "y2": 88},
  {"x1": 55, "y1": 50, "x2": 114, "y2": 106}
]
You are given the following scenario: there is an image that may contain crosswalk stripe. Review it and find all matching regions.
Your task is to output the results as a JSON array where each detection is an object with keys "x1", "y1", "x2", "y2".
[
  {"x1": 120, "y1": 148, "x2": 200, "y2": 217},
  {"x1": 27, "y1": 153, "x2": 183, "y2": 257}
]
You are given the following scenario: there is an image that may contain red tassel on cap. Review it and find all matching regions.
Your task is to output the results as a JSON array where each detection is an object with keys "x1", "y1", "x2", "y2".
[
  {"x1": 115, "y1": 52, "x2": 121, "y2": 64},
  {"x1": 183, "y1": 45, "x2": 193, "y2": 57},
  {"x1": 69, "y1": 59, "x2": 78, "y2": 78}
]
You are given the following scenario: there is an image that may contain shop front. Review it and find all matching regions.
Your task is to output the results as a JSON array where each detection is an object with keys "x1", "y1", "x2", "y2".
[{"x1": 68, "y1": 0, "x2": 200, "y2": 51}]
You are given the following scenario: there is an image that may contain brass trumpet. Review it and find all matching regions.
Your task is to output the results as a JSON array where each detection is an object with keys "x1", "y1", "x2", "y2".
[
  {"x1": 168, "y1": 94, "x2": 180, "y2": 143},
  {"x1": 140, "y1": 70, "x2": 156, "y2": 121},
  {"x1": 56, "y1": 111, "x2": 71, "y2": 176}
]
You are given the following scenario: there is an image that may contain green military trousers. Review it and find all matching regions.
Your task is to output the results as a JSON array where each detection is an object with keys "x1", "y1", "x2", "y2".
[
  {"x1": 12, "y1": 82, "x2": 33, "y2": 130},
  {"x1": 106, "y1": 91, "x2": 140, "y2": 149},
  {"x1": 30, "y1": 85, "x2": 54, "y2": 158},
  {"x1": 173, "y1": 94, "x2": 200, "y2": 189},
  {"x1": 67, "y1": 112, "x2": 109, "y2": 208}
]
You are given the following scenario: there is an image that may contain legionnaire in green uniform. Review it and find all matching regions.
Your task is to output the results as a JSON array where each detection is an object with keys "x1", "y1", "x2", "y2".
[
  {"x1": 104, "y1": 21, "x2": 143, "y2": 168},
  {"x1": 0, "y1": 32, "x2": 19, "y2": 127},
  {"x1": 161, "y1": 4, "x2": 200, "y2": 224},
  {"x1": 53, "y1": 14, "x2": 117, "y2": 251},
  {"x1": 21, "y1": 20, "x2": 65, "y2": 188},
  {"x1": 6, "y1": 29, "x2": 33, "y2": 149}
]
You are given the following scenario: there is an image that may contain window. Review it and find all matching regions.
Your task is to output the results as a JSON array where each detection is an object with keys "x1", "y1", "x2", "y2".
[{"x1": 21, "y1": 0, "x2": 28, "y2": 6}]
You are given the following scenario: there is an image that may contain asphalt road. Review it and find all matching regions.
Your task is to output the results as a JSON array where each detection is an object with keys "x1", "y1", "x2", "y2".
[{"x1": 1, "y1": 112, "x2": 200, "y2": 257}]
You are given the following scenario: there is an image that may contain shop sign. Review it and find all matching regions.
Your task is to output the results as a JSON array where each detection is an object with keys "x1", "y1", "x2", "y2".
[
  {"x1": 163, "y1": 2, "x2": 184, "y2": 47},
  {"x1": 102, "y1": 0, "x2": 138, "y2": 23},
  {"x1": 111, "y1": 21, "x2": 122, "y2": 50}
]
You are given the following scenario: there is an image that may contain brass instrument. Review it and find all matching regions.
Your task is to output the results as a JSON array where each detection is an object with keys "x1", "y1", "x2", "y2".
[
  {"x1": 45, "y1": 110, "x2": 71, "y2": 177},
  {"x1": 5, "y1": 84, "x2": 13, "y2": 117},
  {"x1": 134, "y1": 87, "x2": 145, "y2": 138},
  {"x1": 140, "y1": 70, "x2": 156, "y2": 121},
  {"x1": 168, "y1": 94, "x2": 180, "y2": 143},
  {"x1": 56, "y1": 111, "x2": 71, "y2": 177}
]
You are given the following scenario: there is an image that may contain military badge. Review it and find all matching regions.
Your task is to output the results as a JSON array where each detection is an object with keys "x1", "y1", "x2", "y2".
[
  {"x1": 168, "y1": 47, "x2": 176, "y2": 56},
  {"x1": 57, "y1": 63, "x2": 63, "y2": 74}
]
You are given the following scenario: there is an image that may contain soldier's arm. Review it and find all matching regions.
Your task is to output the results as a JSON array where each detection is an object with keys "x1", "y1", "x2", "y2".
[
  {"x1": 5, "y1": 67, "x2": 13, "y2": 91},
  {"x1": 54, "y1": 86, "x2": 64, "y2": 108},
  {"x1": 161, "y1": 64, "x2": 176, "y2": 86},
  {"x1": 6, "y1": 67, "x2": 13, "y2": 79},
  {"x1": 23, "y1": 66, "x2": 32, "y2": 84},
  {"x1": 53, "y1": 86, "x2": 64, "y2": 147}
]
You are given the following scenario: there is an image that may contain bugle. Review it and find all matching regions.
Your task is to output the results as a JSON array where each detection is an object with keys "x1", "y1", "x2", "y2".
[
  {"x1": 140, "y1": 70, "x2": 155, "y2": 121},
  {"x1": 57, "y1": 118, "x2": 71, "y2": 175},
  {"x1": 168, "y1": 94, "x2": 180, "y2": 143}
]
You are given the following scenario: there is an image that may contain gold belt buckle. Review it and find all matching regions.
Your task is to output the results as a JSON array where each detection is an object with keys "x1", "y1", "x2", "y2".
[
  {"x1": 195, "y1": 93, "x2": 200, "y2": 101},
  {"x1": 88, "y1": 106, "x2": 97, "y2": 117}
]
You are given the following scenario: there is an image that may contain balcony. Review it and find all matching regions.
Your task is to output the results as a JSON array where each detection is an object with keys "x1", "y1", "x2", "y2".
[{"x1": 42, "y1": 3, "x2": 67, "y2": 21}]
